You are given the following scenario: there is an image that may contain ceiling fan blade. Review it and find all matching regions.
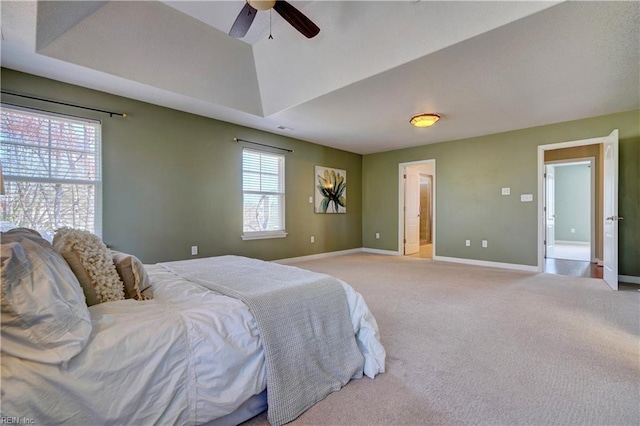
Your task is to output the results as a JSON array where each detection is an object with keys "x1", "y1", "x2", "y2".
[
  {"x1": 229, "y1": 3, "x2": 258, "y2": 38},
  {"x1": 273, "y1": 1, "x2": 320, "y2": 39}
]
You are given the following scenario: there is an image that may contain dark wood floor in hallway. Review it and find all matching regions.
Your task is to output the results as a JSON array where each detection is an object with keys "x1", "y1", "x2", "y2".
[{"x1": 544, "y1": 258, "x2": 603, "y2": 279}]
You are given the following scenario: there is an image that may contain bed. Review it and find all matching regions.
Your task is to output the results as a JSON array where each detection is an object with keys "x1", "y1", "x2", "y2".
[{"x1": 1, "y1": 228, "x2": 385, "y2": 425}]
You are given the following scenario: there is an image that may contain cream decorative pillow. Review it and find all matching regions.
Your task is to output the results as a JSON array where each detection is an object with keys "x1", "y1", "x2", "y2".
[
  {"x1": 111, "y1": 250, "x2": 153, "y2": 301},
  {"x1": 53, "y1": 227, "x2": 124, "y2": 306},
  {"x1": 1, "y1": 228, "x2": 92, "y2": 364}
]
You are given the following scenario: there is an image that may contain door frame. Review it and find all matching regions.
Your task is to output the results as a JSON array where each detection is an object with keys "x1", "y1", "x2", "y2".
[
  {"x1": 398, "y1": 159, "x2": 436, "y2": 255},
  {"x1": 537, "y1": 135, "x2": 612, "y2": 273},
  {"x1": 544, "y1": 157, "x2": 596, "y2": 262}
]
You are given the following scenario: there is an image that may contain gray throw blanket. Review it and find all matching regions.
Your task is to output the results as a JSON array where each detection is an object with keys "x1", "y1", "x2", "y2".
[{"x1": 160, "y1": 256, "x2": 364, "y2": 425}]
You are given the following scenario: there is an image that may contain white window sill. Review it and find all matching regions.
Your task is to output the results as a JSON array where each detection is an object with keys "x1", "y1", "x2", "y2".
[{"x1": 242, "y1": 231, "x2": 288, "y2": 241}]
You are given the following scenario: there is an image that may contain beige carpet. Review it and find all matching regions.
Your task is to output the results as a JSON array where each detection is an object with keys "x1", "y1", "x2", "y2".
[{"x1": 243, "y1": 253, "x2": 640, "y2": 425}]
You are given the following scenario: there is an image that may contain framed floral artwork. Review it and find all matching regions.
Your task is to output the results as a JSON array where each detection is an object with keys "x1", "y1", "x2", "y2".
[{"x1": 315, "y1": 166, "x2": 346, "y2": 213}]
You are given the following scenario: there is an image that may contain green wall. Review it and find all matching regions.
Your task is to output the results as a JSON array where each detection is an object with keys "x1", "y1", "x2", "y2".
[
  {"x1": 0, "y1": 69, "x2": 362, "y2": 263},
  {"x1": 554, "y1": 164, "x2": 591, "y2": 242},
  {"x1": 2, "y1": 68, "x2": 638, "y2": 277},
  {"x1": 363, "y1": 110, "x2": 640, "y2": 276}
]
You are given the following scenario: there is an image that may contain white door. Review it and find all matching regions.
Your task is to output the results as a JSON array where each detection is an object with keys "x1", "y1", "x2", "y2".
[
  {"x1": 545, "y1": 165, "x2": 556, "y2": 258},
  {"x1": 603, "y1": 129, "x2": 620, "y2": 290},
  {"x1": 404, "y1": 167, "x2": 421, "y2": 255}
]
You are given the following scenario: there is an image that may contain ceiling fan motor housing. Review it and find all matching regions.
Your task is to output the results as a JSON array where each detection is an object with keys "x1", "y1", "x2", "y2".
[{"x1": 247, "y1": 0, "x2": 276, "y2": 11}]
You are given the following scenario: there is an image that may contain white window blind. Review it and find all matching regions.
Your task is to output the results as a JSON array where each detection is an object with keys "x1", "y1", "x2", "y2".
[
  {"x1": 0, "y1": 105, "x2": 102, "y2": 240},
  {"x1": 242, "y1": 148, "x2": 286, "y2": 240}
]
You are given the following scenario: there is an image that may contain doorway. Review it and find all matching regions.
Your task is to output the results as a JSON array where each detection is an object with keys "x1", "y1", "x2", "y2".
[
  {"x1": 399, "y1": 160, "x2": 435, "y2": 258},
  {"x1": 537, "y1": 130, "x2": 619, "y2": 289},
  {"x1": 544, "y1": 159, "x2": 595, "y2": 262}
]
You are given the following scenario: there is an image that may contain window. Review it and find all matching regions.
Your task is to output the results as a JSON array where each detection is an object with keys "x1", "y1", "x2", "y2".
[
  {"x1": 0, "y1": 105, "x2": 101, "y2": 241},
  {"x1": 242, "y1": 148, "x2": 286, "y2": 240}
]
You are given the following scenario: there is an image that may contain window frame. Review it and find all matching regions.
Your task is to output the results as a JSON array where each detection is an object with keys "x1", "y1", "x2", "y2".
[
  {"x1": 0, "y1": 104, "x2": 103, "y2": 238},
  {"x1": 241, "y1": 147, "x2": 287, "y2": 241}
]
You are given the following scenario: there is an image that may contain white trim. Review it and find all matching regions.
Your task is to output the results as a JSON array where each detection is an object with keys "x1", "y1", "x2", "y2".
[
  {"x1": 433, "y1": 255, "x2": 539, "y2": 272},
  {"x1": 362, "y1": 248, "x2": 401, "y2": 256},
  {"x1": 619, "y1": 275, "x2": 640, "y2": 285},
  {"x1": 553, "y1": 240, "x2": 590, "y2": 245},
  {"x1": 274, "y1": 248, "x2": 362, "y2": 264},
  {"x1": 242, "y1": 230, "x2": 288, "y2": 240},
  {"x1": 398, "y1": 159, "x2": 436, "y2": 257},
  {"x1": 537, "y1": 135, "x2": 609, "y2": 273}
]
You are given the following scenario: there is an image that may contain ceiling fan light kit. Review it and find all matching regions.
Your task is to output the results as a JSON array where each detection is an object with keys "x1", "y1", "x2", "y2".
[
  {"x1": 410, "y1": 113, "x2": 441, "y2": 128},
  {"x1": 229, "y1": 0, "x2": 320, "y2": 39}
]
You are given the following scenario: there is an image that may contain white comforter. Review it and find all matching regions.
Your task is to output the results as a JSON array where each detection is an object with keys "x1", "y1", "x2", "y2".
[{"x1": 1, "y1": 262, "x2": 385, "y2": 425}]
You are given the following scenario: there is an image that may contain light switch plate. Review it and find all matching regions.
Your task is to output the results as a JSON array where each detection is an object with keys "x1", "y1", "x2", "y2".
[
  {"x1": 501, "y1": 187, "x2": 510, "y2": 195},
  {"x1": 521, "y1": 194, "x2": 533, "y2": 202}
]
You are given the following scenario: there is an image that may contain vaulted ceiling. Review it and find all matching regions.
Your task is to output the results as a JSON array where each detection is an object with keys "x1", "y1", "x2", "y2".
[{"x1": 1, "y1": 1, "x2": 638, "y2": 154}]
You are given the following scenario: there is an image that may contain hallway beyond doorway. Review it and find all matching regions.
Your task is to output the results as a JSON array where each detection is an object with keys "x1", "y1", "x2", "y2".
[
  {"x1": 547, "y1": 242, "x2": 590, "y2": 261},
  {"x1": 408, "y1": 244, "x2": 433, "y2": 259}
]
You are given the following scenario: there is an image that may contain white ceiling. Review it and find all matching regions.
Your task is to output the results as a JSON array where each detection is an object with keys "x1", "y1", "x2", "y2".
[{"x1": 1, "y1": 1, "x2": 638, "y2": 154}]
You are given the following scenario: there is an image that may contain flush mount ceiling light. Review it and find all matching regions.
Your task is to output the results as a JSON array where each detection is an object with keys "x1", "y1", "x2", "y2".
[{"x1": 410, "y1": 113, "x2": 441, "y2": 128}]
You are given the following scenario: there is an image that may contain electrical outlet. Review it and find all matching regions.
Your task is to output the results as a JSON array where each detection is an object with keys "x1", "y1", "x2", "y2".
[
  {"x1": 465, "y1": 240, "x2": 471, "y2": 247},
  {"x1": 308, "y1": 196, "x2": 313, "y2": 204},
  {"x1": 501, "y1": 187, "x2": 510, "y2": 195},
  {"x1": 191, "y1": 245, "x2": 198, "y2": 255},
  {"x1": 376, "y1": 232, "x2": 380, "y2": 239},
  {"x1": 310, "y1": 236, "x2": 315, "y2": 243},
  {"x1": 482, "y1": 240, "x2": 488, "y2": 248},
  {"x1": 571, "y1": 228, "x2": 576, "y2": 233}
]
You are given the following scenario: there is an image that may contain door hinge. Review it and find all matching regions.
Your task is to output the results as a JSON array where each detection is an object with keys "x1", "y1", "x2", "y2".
[
  {"x1": 544, "y1": 173, "x2": 547, "y2": 178},
  {"x1": 404, "y1": 174, "x2": 407, "y2": 179},
  {"x1": 544, "y1": 240, "x2": 546, "y2": 245},
  {"x1": 404, "y1": 239, "x2": 406, "y2": 243}
]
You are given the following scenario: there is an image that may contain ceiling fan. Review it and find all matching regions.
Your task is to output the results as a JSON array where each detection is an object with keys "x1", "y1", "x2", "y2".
[{"x1": 229, "y1": 0, "x2": 320, "y2": 39}]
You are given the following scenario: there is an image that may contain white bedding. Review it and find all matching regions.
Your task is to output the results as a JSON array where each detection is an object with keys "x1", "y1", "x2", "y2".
[{"x1": 1, "y1": 261, "x2": 385, "y2": 425}]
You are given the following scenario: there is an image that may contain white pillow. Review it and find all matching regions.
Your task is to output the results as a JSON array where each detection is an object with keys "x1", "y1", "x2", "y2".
[{"x1": 1, "y1": 228, "x2": 92, "y2": 364}]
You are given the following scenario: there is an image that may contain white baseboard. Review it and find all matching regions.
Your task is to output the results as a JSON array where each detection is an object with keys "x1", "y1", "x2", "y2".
[
  {"x1": 275, "y1": 248, "x2": 362, "y2": 264},
  {"x1": 554, "y1": 240, "x2": 590, "y2": 245},
  {"x1": 276, "y1": 250, "x2": 634, "y2": 281},
  {"x1": 362, "y1": 248, "x2": 401, "y2": 256},
  {"x1": 433, "y1": 255, "x2": 539, "y2": 272},
  {"x1": 619, "y1": 275, "x2": 640, "y2": 285}
]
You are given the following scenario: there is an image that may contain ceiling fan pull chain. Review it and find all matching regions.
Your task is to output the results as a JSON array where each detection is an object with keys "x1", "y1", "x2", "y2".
[{"x1": 268, "y1": 9, "x2": 273, "y2": 39}]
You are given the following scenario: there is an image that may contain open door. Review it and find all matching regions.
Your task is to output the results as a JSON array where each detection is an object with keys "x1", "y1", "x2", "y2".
[
  {"x1": 603, "y1": 130, "x2": 620, "y2": 290},
  {"x1": 545, "y1": 165, "x2": 556, "y2": 259},
  {"x1": 404, "y1": 167, "x2": 421, "y2": 255}
]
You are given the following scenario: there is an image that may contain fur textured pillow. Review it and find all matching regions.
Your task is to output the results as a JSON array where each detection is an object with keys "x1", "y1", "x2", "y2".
[
  {"x1": 53, "y1": 227, "x2": 124, "y2": 306},
  {"x1": 111, "y1": 250, "x2": 153, "y2": 301}
]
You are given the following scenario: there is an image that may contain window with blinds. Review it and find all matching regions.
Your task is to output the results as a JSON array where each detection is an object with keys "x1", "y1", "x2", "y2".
[
  {"x1": 0, "y1": 105, "x2": 102, "y2": 240},
  {"x1": 242, "y1": 148, "x2": 287, "y2": 240}
]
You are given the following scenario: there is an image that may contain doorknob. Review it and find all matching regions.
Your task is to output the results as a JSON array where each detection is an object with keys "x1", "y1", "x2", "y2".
[{"x1": 606, "y1": 216, "x2": 624, "y2": 221}]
